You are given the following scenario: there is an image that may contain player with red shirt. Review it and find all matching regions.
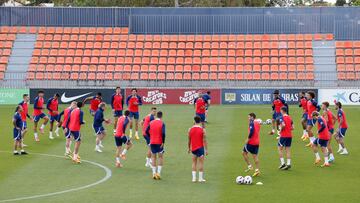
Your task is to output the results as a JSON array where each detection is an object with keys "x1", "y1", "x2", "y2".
[
  {"x1": 194, "y1": 93, "x2": 207, "y2": 128},
  {"x1": 18, "y1": 94, "x2": 32, "y2": 147},
  {"x1": 321, "y1": 102, "x2": 336, "y2": 162},
  {"x1": 242, "y1": 113, "x2": 261, "y2": 177},
  {"x1": 270, "y1": 90, "x2": 287, "y2": 136},
  {"x1": 305, "y1": 91, "x2": 320, "y2": 147},
  {"x1": 47, "y1": 93, "x2": 60, "y2": 140},
  {"x1": 67, "y1": 102, "x2": 85, "y2": 164},
  {"x1": 126, "y1": 88, "x2": 142, "y2": 140},
  {"x1": 111, "y1": 87, "x2": 124, "y2": 132},
  {"x1": 278, "y1": 106, "x2": 294, "y2": 170},
  {"x1": 83, "y1": 92, "x2": 102, "y2": 116},
  {"x1": 146, "y1": 111, "x2": 166, "y2": 180},
  {"x1": 188, "y1": 116, "x2": 208, "y2": 183},
  {"x1": 334, "y1": 101, "x2": 349, "y2": 155},
  {"x1": 140, "y1": 107, "x2": 157, "y2": 168},
  {"x1": 33, "y1": 90, "x2": 49, "y2": 142},
  {"x1": 299, "y1": 91, "x2": 308, "y2": 140},
  {"x1": 311, "y1": 111, "x2": 331, "y2": 167},
  {"x1": 114, "y1": 110, "x2": 132, "y2": 168},
  {"x1": 59, "y1": 101, "x2": 77, "y2": 159}
]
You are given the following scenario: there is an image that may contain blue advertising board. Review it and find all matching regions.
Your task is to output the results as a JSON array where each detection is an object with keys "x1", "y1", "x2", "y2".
[{"x1": 222, "y1": 89, "x2": 318, "y2": 105}]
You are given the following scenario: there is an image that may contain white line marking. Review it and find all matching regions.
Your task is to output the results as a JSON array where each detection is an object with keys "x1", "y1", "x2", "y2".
[{"x1": 0, "y1": 151, "x2": 112, "y2": 202}]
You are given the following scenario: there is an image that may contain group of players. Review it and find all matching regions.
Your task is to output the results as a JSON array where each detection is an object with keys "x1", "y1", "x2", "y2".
[
  {"x1": 12, "y1": 88, "x2": 211, "y2": 182},
  {"x1": 242, "y1": 90, "x2": 349, "y2": 177}
]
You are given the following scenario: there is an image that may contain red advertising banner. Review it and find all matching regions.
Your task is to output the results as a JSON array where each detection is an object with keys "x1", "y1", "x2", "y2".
[{"x1": 125, "y1": 89, "x2": 221, "y2": 105}]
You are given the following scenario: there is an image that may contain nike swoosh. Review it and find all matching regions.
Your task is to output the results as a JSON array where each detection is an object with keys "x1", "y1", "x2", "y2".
[{"x1": 61, "y1": 92, "x2": 92, "y2": 103}]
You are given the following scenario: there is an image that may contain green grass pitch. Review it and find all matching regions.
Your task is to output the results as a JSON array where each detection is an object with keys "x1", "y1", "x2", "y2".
[{"x1": 0, "y1": 104, "x2": 359, "y2": 203}]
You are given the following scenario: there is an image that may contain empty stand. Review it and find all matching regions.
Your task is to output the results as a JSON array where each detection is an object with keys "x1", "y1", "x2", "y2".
[{"x1": 336, "y1": 41, "x2": 360, "y2": 80}]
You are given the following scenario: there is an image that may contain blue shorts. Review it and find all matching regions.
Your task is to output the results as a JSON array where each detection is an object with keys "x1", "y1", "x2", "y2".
[
  {"x1": 71, "y1": 131, "x2": 81, "y2": 141},
  {"x1": 150, "y1": 144, "x2": 164, "y2": 154},
  {"x1": 313, "y1": 138, "x2": 328, "y2": 148},
  {"x1": 192, "y1": 147, "x2": 205, "y2": 157},
  {"x1": 243, "y1": 144, "x2": 259, "y2": 155},
  {"x1": 93, "y1": 126, "x2": 105, "y2": 135},
  {"x1": 64, "y1": 128, "x2": 71, "y2": 139},
  {"x1": 339, "y1": 128, "x2": 347, "y2": 137},
  {"x1": 114, "y1": 136, "x2": 130, "y2": 147},
  {"x1": 13, "y1": 128, "x2": 22, "y2": 140},
  {"x1": 143, "y1": 135, "x2": 150, "y2": 145},
  {"x1": 129, "y1": 111, "x2": 139, "y2": 120},
  {"x1": 22, "y1": 121, "x2": 27, "y2": 130},
  {"x1": 114, "y1": 110, "x2": 123, "y2": 117},
  {"x1": 33, "y1": 113, "x2": 46, "y2": 122},
  {"x1": 329, "y1": 128, "x2": 334, "y2": 134},
  {"x1": 49, "y1": 115, "x2": 60, "y2": 123},
  {"x1": 307, "y1": 118, "x2": 316, "y2": 126},
  {"x1": 272, "y1": 112, "x2": 282, "y2": 120},
  {"x1": 196, "y1": 113, "x2": 206, "y2": 122},
  {"x1": 302, "y1": 112, "x2": 308, "y2": 120},
  {"x1": 278, "y1": 137, "x2": 292, "y2": 147}
]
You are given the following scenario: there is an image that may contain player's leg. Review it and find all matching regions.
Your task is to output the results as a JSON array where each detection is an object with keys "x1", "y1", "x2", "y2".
[
  {"x1": 242, "y1": 147, "x2": 253, "y2": 172},
  {"x1": 40, "y1": 115, "x2": 49, "y2": 133},
  {"x1": 95, "y1": 134, "x2": 102, "y2": 153},
  {"x1": 145, "y1": 137, "x2": 152, "y2": 167},
  {"x1": 21, "y1": 122, "x2": 28, "y2": 147},
  {"x1": 278, "y1": 146, "x2": 286, "y2": 169},
  {"x1": 151, "y1": 153, "x2": 158, "y2": 179},
  {"x1": 99, "y1": 130, "x2": 106, "y2": 147},
  {"x1": 191, "y1": 155, "x2": 197, "y2": 182},
  {"x1": 115, "y1": 146, "x2": 123, "y2": 168},
  {"x1": 312, "y1": 139, "x2": 321, "y2": 164},
  {"x1": 301, "y1": 116, "x2": 308, "y2": 140},
  {"x1": 320, "y1": 145, "x2": 330, "y2": 167},
  {"x1": 252, "y1": 154, "x2": 260, "y2": 176},
  {"x1": 306, "y1": 124, "x2": 314, "y2": 147},
  {"x1": 129, "y1": 114, "x2": 133, "y2": 138},
  {"x1": 13, "y1": 136, "x2": 19, "y2": 155},
  {"x1": 72, "y1": 132, "x2": 81, "y2": 163},
  {"x1": 19, "y1": 137, "x2": 27, "y2": 155},
  {"x1": 33, "y1": 118, "x2": 40, "y2": 141},
  {"x1": 113, "y1": 117, "x2": 118, "y2": 133},
  {"x1": 327, "y1": 131, "x2": 335, "y2": 162},
  {"x1": 134, "y1": 118, "x2": 140, "y2": 140},
  {"x1": 338, "y1": 129, "x2": 348, "y2": 155},
  {"x1": 198, "y1": 155, "x2": 206, "y2": 182},
  {"x1": 49, "y1": 117, "x2": 55, "y2": 140},
  {"x1": 284, "y1": 147, "x2": 291, "y2": 169},
  {"x1": 120, "y1": 138, "x2": 132, "y2": 159},
  {"x1": 157, "y1": 152, "x2": 164, "y2": 179}
]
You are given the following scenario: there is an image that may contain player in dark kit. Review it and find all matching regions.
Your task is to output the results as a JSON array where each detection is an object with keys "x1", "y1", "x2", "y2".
[
  {"x1": 270, "y1": 90, "x2": 287, "y2": 137},
  {"x1": 13, "y1": 105, "x2": 28, "y2": 155},
  {"x1": 47, "y1": 93, "x2": 60, "y2": 140},
  {"x1": 299, "y1": 91, "x2": 308, "y2": 140},
  {"x1": 33, "y1": 90, "x2": 49, "y2": 142}
]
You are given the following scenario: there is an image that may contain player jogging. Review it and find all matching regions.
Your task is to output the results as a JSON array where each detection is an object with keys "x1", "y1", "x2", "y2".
[
  {"x1": 83, "y1": 92, "x2": 102, "y2": 116},
  {"x1": 47, "y1": 93, "x2": 60, "y2": 140},
  {"x1": 269, "y1": 90, "x2": 287, "y2": 137},
  {"x1": 114, "y1": 110, "x2": 133, "y2": 168},
  {"x1": 59, "y1": 101, "x2": 77, "y2": 158},
  {"x1": 126, "y1": 88, "x2": 142, "y2": 140},
  {"x1": 194, "y1": 92, "x2": 207, "y2": 128},
  {"x1": 33, "y1": 90, "x2": 49, "y2": 142},
  {"x1": 334, "y1": 101, "x2": 349, "y2": 155},
  {"x1": 93, "y1": 102, "x2": 111, "y2": 153},
  {"x1": 311, "y1": 111, "x2": 330, "y2": 167},
  {"x1": 321, "y1": 102, "x2": 336, "y2": 162},
  {"x1": 111, "y1": 87, "x2": 124, "y2": 133},
  {"x1": 13, "y1": 105, "x2": 28, "y2": 155},
  {"x1": 146, "y1": 111, "x2": 166, "y2": 180},
  {"x1": 140, "y1": 107, "x2": 157, "y2": 167},
  {"x1": 202, "y1": 91, "x2": 211, "y2": 123},
  {"x1": 18, "y1": 94, "x2": 32, "y2": 147},
  {"x1": 242, "y1": 113, "x2": 261, "y2": 177},
  {"x1": 188, "y1": 116, "x2": 208, "y2": 183},
  {"x1": 305, "y1": 91, "x2": 320, "y2": 147},
  {"x1": 278, "y1": 106, "x2": 294, "y2": 170},
  {"x1": 299, "y1": 91, "x2": 308, "y2": 140},
  {"x1": 67, "y1": 102, "x2": 85, "y2": 164}
]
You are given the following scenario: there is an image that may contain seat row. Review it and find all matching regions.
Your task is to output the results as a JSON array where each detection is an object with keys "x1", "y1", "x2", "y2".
[{"x1": 0, "y1": 26, "x2": 129, "y2": 35}]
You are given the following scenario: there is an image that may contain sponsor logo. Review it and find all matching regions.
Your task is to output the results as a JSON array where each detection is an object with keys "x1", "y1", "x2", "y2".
[
  {"x1": 61, "y1": 92, "x2": 92, "y2": 103},
  {"x1": 333, "y1": 92, "x2": 347, "y2": 103},
  {"x1": 142, "y1": 90, "x2": 167, "y2": 104},
  {"x1": 225, "y1": 93, "x2": 236, "y2": 103},
  {"x1": 179, "y1": 90, "x2": 198, "y2": 104}
]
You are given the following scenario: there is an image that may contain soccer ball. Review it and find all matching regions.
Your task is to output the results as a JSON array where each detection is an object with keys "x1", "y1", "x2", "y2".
[
  {"x1": 235, "y1": 176, "x2": 244, "y2": 184},
  {"x1": 244, "y1": 176, "x2": 253, "y2": 185},
  {"x1": 265, "y1": 119, "x2": 272, "y2": 125}
]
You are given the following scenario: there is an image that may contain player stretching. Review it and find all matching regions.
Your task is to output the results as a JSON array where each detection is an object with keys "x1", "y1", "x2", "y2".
[
  {"x1": 140, "y1": 107, "x2": 157, "y2": 167},
  {"x1": 299, "y1": 91, "x2": 308, "y2": 140},
  {"x1": 334, "y1": 101, "x2": 349, "y2": 155},
  {"x1": 126, "y1": 88, "x2": 142, "y2": 140},
  {"x1": 83, "y1": 92, "x2": 102, "y2": 116},
  {"x1": 194, "y1": 92, "x2": 207, "y2": 128},
  {"x1": 311, "y1": 111, "x2": 330, "y2": 167},
  {"x1": 33, "y1": 90, "x2": 49, "y2": 142},
  {"x1": 202, "y1": 91, "x2": 211, "y2": 123},
  {"x1": 321, "y1": 102, "x2": 336, "y2": 162},
  {"x1": 19, "y1": 94, "x2": 32, "y2": 147},
  {"x1": 111, "y1": 87, "x2": 124, "y2": 133},
  {"x1": 114, "y1": 110, "x2": 132, "y2": 168},
  {"x1": 146, "y1": 111, "x2": 166, "y2": 180},
  {"x1": 13, "y1": 105, "x2": 28, "y2": 155},
  {"x1": 68, "y1": 102, "x2": 85, "y2": 164},
  {"x1": 47, "y1": 93, "x2": 60, "y2": 140},
  {"x1": 242, "y1": 113, "x2": 261, "y2": 177},
  {"x1": 188, "y1": 116, "x2": 208, "y2": 183},
  {"x1": 59, "y1": 101, "x2": 77, "y2": 158},
  {"x1": 305, "y1": 91, "x2": 320, "y2": 147},
  {"x1": 269, "y1": 90, "x2": 287, "y2": 137},
  {"x1": 278, "y1": 107, "x2": 294, "y2": 170},
  {"x1": 93, "y1": 102, "x2": 111, "y2": 153}
]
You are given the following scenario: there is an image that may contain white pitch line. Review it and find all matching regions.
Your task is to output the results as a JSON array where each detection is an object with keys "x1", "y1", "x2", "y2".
[{"x1": 0, "y1": 151, "x2": 112, "y2": 203}]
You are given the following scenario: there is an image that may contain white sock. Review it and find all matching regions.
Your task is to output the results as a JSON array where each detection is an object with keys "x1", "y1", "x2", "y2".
[
  {"x1": 129, "y1": 129, "x2": 132, "y2": 134},
  {"x1": 20, "y1": 149, "x2": 25, "y2": 152},
  {"x1": 324, "y1": 156, "x2": 329, "y2": 164},
  {"x1": 135, "y1": 131, "x2": 138, "y2": 134},
  {"x1": 199, "y1": 172, "x2": 204, "y2": 180},
  {"x1": 303, "y1": 130, "x2": 307, "y2": 135},
  {"x1": 34, "y1": 133, "x2": 38, "y2": 138},
  {"x1": 40, "y1": 124, "x2": 45, "y2": 129},
  {"x1": 309, "y1": 137, "x2": 315, "y2": 143},
  {"x1": 151, "y1": 165, "x2": 156, "y2": 175},
  {"x1": 65, "y1": 147, "x2": 70, "y2": 153},
  {"x1": 280, "y1": 158, "x2": 285, "y2": 165},
  {"x1": 146, "y1": 157, "x2": 150, "y2": 164},
  {"x1": 248, "y1": 164, "x2": 252, "y2": 169},
  {"x1": 315, "y1": 152, "x2": 320, "y2": 160},
  {"x1": 116, "y1": 157, "x2": 120, "y2": 163},
  {"x1": 338, "y1": 144, "x2": 343, "y2": 150},
  {"x1": 14, "y1": 150, "x2": 18, "y2": 153},
  {"x1": 121, "y1": 149, "x2": 127, "y2": 155},
  {"x1": 287, "y1": 159, "x2": 291, "y2": 165},
  {"x1": 157, "y1": 166, "x2": 162, "y2": 174},
  {"x1": 55, "y1": 127, "x2": 59, "y2": 133},
  {"x1": 329, "y1": 153, "x2": 334, "y2": 159},
  {"x1": 49, "y1": 132, "x2": 53, "y2": 136},
  {"x1": 343, "y1": 148, "x2": 348, "y2": 153},
  {"x1": 192, "y1": 171, "x2": 196, "y2": 180},
  {"x1": 73, "y1": 153, "x2": 78, "y2": 160}
]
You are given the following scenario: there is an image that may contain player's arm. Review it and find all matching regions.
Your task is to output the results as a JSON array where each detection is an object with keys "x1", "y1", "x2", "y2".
[
  {"x1": 121, "y1": 95, "x2": 124, "y2": 109},
  {"x1": 279, "y1": 118, "x2": 285, "y2": 131},
  {"x1": 33, "y1": 98, "x2": 42, "y2": 109},
  {"x1": 193, "y1": 98, "x2": 197, "y2": 108},
  {"x1": 323, "y1": 111, "x2": 329, "y2": 122},
  {"x1": 110, "y1": 94, "x2": 115, "y2": 109},
  {"x1": 332, "y1": 113, "x2": 336, "y2": 125},
  {"x1": 291, "y1": 120, "x2": 294, "y2": 130},
  {"x1": 13, "y1": 117, "x2": 20, "y2": 130},
  {"x1": 188, "y1": 129, "x2": 191, "y2": 153},
  {"x1": 137, "y1": 95, "x2": 143, "y2": 106},
  {"x1": 246, "y1": 122, "x2": 254, "y2": 143},
  {"x1": 82, "y1": 96, "x2": 92, "y2": 104},
  {"x1": 123, "y1": 118, "x2": 130, "y2": 134},
  {"x1": 145, "y1": 125, "x2": 150, "y2": 137},
  {"x1": 58, "y1": 110, "x2": 64, "y2": 120},
  {"x1": 46, "y1": 98, "x2": 53, "y2": 112},
  {"x1": 140, "y1": 118, "x2": 145, "y2": 126},
  {"x1": 203, "y1": 129, "x2": 208, "y2": 155},
  {"x1": 312, "y1": 100, "x2": 320, "y2": 111},
  {"x1": 161, "y1": 124, "x2": 166, "y2": 146},
  {"x1": 79, "y1": 111, "x2": 85, "y2": 125},
  {"x1": 338, "y1": 112, "x2": 344, "y2": 127},
  {"x1": 126, "y1": 95, "x2": 131, "y2": 106},
  {"x1": 318, "y1": 119, "x2": 326, "y2": 134}
]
